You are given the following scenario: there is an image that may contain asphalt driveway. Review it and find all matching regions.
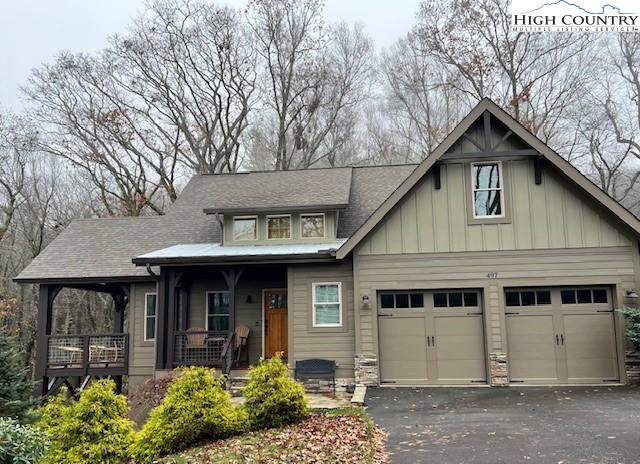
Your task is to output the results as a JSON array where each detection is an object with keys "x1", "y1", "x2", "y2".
[{"x1": 366, "y1": 386, "x2": 640, "y2": 464}]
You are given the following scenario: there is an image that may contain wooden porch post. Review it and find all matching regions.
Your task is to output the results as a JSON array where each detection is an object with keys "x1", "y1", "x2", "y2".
[
  {"x1": 221, "y1": 269, "x2": 243, "y2": 334},
  {"x1": 155, "y1": 270, "x2": 168, "y2": 370},
  {"x1": 166, "y1": 270, "x2": 177, "y2": 368},
  {"x1": 111, "y1": 286, "x2": 129, "y2": 394},
  {"x1": 34, "y1": 284, "x2": 61, "y2": 397}
]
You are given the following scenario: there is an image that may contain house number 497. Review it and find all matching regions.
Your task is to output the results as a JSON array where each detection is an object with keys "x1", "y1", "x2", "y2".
[{"x1": 486, "y1": 272, "x2": 498, "y2": 278}]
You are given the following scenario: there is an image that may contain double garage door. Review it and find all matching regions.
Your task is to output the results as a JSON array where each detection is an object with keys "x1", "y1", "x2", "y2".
[
  {"x1": 378, "y1": 290, "x2": 486, "y2": 385},
  {"x1": 378, "y1": 286, "x2": 619, "y2": 385},
  {"x1": 506, "y1": 287, "x2": 619, "y2": 384}
]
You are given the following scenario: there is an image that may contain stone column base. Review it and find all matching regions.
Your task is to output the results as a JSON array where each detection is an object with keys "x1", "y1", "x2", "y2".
[
  {"x1": 490, "y1": 352, "x2": 508, "y2": 387},
  {"x1": 625, "y1": 351, "x2": 640, "y2": 385},
  {"x1": 354, "y1": 354, "x2": 379, "y2": 386}
]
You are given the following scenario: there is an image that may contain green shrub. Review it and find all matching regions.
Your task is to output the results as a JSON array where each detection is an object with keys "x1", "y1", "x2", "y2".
[
  {"x1": 130, "y1": 367, "x2": 249, "y2": 462},
  {"x1": 36, "y1": 380, "x2": 134, "y2": 464},
  {"x1": 0, "y1": 328, "x2": 38, "y2": 422},
  {"x1": 620, "y1": 306, "x2": 640, "y2": 348},
  {"x1": 0, "y1": 417, "x2": 48, "y2": 464},
  {"x1": 243, "y1": 352, "x2": 308, "y2": 429}
]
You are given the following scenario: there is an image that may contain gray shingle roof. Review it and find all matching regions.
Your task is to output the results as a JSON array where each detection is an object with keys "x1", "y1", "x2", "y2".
[
  {"x1": 15, "y1": 165, "x2": 415, "y2": 282},
  {"x1": 193, "y1": 168, "x2": 353, "y2": 213}
]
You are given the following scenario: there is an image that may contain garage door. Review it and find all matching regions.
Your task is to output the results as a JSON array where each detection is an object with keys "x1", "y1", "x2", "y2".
[
  {"x1": 378, "y1": 290, "x2": 486, "y2": 385},
  {"x1": 506, "y1": 287, "x2": 619, "y2": 384}
]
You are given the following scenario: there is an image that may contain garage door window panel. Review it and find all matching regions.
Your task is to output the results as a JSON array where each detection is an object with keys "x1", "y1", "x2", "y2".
[
  {"x1": 433, "y1": 292, "x2": 480, "y2": 309},
  {"x1": 379, "y1": 292, "x2": 424, "y2": 310},
  {"x1": 505, "y1": 290, "x2": 551, "y2": 307}
]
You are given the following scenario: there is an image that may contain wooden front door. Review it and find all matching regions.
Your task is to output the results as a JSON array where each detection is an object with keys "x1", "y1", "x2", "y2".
[{"x1": 265, "y1": 291, "x2": 288, "y2": 358}]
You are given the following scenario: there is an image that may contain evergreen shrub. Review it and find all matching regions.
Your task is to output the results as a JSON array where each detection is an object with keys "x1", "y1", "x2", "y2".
[
  {"x1": 36, "y1": 380, "x2": 134, "y2": 464},
  {"x1": 242, "y1": 352, "x2": 308, "y2": 429},
  {"x1": 130, "y1": 367, "x2": 248, "y2": 462}
]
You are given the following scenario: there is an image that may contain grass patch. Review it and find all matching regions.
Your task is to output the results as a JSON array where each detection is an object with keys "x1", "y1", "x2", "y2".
[{"x1": 159, "y1": 408, "x2": 386, "y2": 463}]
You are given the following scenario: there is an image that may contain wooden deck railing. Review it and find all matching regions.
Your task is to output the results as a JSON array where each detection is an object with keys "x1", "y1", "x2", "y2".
[{"x1": 45, "y1": 333, "x2": 129, "y2": 376}]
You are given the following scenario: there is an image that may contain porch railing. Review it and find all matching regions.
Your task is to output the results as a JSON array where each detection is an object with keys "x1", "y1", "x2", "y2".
[
  {"x1": 221, "y1": 332, "x2": 236, "y2": 376},
  {"x1": 46, "y1": 333, "x2": 129, "y2": 376},
  {"x1": 172, "y1": 330, "x2": 228, "y2": 368}
]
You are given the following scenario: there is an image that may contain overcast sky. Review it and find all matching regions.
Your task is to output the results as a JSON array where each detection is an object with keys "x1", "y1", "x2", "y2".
[{"x1": 0, "y1": 0, "x2": 419, "y2": 111}]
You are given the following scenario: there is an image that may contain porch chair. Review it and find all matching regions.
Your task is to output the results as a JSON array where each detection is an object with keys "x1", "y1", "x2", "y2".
[
  {"x1": 186, "y1": 327, "x2": 207, "y2": 349},
  {"x1": 235, "y1": 325, "x2": 250, "y2": 367}
]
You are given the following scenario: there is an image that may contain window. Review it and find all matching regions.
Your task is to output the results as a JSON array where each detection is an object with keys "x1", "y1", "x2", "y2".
[
  {"x1": 206, "y1": 292, "x2": 229, "y2": 331},
  {"x1": 233, "y1": 216, "x2": 257, "y2": 240},
  {"x1": 505, "y1": 290, "x2": 551, "y2": 307},
  {"x1": 472, "y1": 162, "x2": 503, "y2": 217},
  {"x1": 561, "y1": 288, "x2": 608, "y2": 305},
  {"x1": 433, "y1": 291, "x2": 478, "y2": 308},
  {"x1": 313, "y1": 283, "x2": 341, "y2": 327},
  {"x1": 144, "y1": 293, "x2": 157, "y2": 341},
  {"x1": 267, "y1": 215, "x2": 291, "y2": 239},
  {"x1": 380, "y1": 292, "x2": 424, "y2": 309},
  {"x1": 301, "y1": 213, "x2": 325, "y2": 238}
]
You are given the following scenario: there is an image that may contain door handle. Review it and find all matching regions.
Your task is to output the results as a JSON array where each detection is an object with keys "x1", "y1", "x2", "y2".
[
  {"x1": 431, "y1": 336, "x2": 435, "y2": 346},
  {"x1": 560, "y1": 334, "x2": 564, "y2": 345},
  {"x1": 556, "y1": 334, "x2": 559, "y2": 345},
  {"x1": 265, "y1": 319, "x2": 268, "y2": 336},
  {"x1": 427, "y1": 336, "x2": 430, "y2": 347}
]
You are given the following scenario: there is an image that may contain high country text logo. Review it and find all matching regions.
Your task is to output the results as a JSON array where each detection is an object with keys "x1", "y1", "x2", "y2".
[{"x1": 511, "y1": 0, "x2": 640, "y2": 32}]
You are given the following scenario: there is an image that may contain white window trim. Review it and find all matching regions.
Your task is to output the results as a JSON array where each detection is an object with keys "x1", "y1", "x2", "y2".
[
  {"x1": 144, "y1": 293, "x2": 157, "y2": 341},
  {"x1": 471, "y1": 161, "x2": 505, "y2": 219},
  {"x1": 205, "y1": 291, "x2": 230, "y2": 331},
  {"x1": 232, "y1": 215, "x2": 258, "y2": 241},
  {"x1": 266, "y1": 214, "x2": 291, "y2": 240},
  {"x1": 300, "y1": 212, "x2": 326, "y2": 239},
  {"x1": 312, "y1": 282, "x2": 342, "y2": 327}
]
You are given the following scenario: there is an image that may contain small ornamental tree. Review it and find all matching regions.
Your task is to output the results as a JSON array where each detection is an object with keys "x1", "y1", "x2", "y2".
[
  {"x1": 0, "y1": 327, "x2": 38, "y2": 422},
  {"x1": 242, "y1": 352, "x2": 308, "y2": 429},
  {"x1": 619, "y1": 307, "x2": 640, "y2": 348}
]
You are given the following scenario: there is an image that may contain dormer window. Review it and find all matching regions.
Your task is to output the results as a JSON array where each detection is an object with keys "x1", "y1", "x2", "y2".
[
  {"x1": 233, "y1": 216, "x2": 257, "y2": 240},
  {"x1": 471, "y1": 162, "x2": 503, "y2": 218},
  {"x1": 267, "y1": 215, "x2": 291, "y2": 239},
  {"x1": 301, "y1": 213, "x2": 325, "y2": 238}
]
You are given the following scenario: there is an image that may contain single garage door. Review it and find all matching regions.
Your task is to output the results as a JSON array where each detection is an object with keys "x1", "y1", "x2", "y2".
[
  {"x1": 378, "y1": 290, "x2": 486, "y2": 385},
  {"x1": 506, "y1": 287, "x2": 619, "y2": 384}
]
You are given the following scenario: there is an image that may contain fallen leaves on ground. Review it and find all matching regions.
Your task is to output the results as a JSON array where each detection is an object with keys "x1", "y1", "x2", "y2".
[{"x1": 160, "y1": 411, "x2": 388, "y2": 463}]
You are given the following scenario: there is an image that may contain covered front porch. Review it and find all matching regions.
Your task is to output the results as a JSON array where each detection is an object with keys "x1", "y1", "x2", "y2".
[{"x1": 152, "y1": 264, "x2": 289, "y2": 376}]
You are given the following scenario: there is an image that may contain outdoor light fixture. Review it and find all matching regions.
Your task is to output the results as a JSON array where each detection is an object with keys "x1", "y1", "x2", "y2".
[
  {"x1": 626, "y1": 289, "x2": 639, "y2": 299},
  {"x1": 361, "y1": 294, "x2": 371, "y2": 310}
]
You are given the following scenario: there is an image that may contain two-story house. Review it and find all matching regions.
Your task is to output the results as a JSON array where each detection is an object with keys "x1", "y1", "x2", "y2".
[{"x1": 16, "y1": 99, "x2": 640, "y2": 396}]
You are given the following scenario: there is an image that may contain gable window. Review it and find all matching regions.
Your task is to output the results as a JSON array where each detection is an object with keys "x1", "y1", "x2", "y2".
[
  {"x1": 472, "y1": 162, "x2": 503, "y2": 217},
  {"x1": 144, "y1": 293, "x2": 157, "y2": 341},
  {"x1": 233, "y1": 216, "x2": 257, "y2": 240},
  {"x1": 206, "y1": 292, "x2": 229, "y2": 331},
  {"x1": 313, "y1": 282, "x2": 342, "y2": 327},
  {"x1": 267, "y1": 215, "x2": 291, "y2": 239},
  {"x1": 301, "y1": 213, "x2": 325, "y2": 238}
]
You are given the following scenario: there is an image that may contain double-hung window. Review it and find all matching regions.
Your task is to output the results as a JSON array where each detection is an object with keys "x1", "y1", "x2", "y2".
[
  {"x1": 144, "y1": 293, "x2": 157, "y2": 341},
  {"x1": 471, "y1": 162, "x2": 503, "y2": 218},
  {"x1": 206, "y1": 292, "x2": 230, "y2": 331},
  {"x1": 312, "y1": 282, "x2": 342, "y2": 327}
]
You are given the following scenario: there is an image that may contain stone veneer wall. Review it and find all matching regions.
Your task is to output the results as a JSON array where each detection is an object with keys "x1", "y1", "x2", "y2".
[
  {"x1": 354, "y1": 353, "x2": 379, "y2": 386},
  {"x1": 625, "y1": 351, "x2": 640, "y2": 385},
  {"x1": 490, "y1": 352, "x2": 509, "y2": 386}
]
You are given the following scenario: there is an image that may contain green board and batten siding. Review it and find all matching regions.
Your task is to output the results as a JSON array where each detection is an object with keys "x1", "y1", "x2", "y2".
[{"x1": 357, "y1": 160, "x2": 630, "y2": 256}]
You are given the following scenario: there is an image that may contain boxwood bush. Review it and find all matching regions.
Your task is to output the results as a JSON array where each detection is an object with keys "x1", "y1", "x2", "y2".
[
  {"x1": 130, "y1": 367, "x2": 249, "y2": 462},
  {"x1": 242, "y1": 352, "x2": 308, "y2": 429},
  {"x1": 620, "y1": 306, "x2": 640, "y2": 348}
]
